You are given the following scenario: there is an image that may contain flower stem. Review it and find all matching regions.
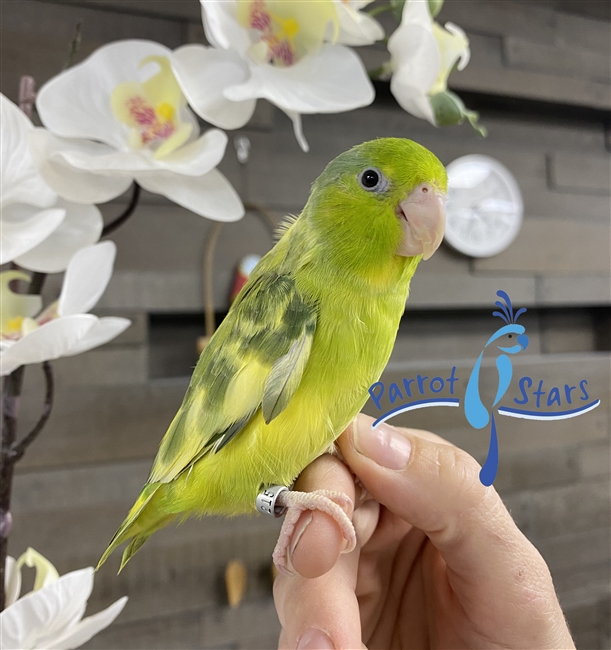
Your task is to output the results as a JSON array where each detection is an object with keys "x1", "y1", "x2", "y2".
[
  {"x1": 9, "y1": 363, "x2": 54, "y2": 464},
  {"x1": 0, "y1": 367, "x2": 25, "y2": 612},
  {"x1": 18, "y1": 76, "x2": 36, "y2": 120},
  {"x1": 0, "y1": 273, "x2": 48, "y2": 611},
  {"x1": 63, "y1": 22, "x2": 82, "y2": 71},
  {"x1": 101, "y1": 182, "x2": 141, "y2": 238}
]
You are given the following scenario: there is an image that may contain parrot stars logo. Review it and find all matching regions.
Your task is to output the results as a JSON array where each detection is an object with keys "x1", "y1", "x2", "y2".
[{"x1": 368, "y1": 290, "x2": 601, "y2": 487}]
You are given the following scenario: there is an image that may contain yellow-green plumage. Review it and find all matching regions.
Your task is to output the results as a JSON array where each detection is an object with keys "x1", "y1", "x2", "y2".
[{"x1": 98, "y1": 138, "x2": 447, "y2": 571}]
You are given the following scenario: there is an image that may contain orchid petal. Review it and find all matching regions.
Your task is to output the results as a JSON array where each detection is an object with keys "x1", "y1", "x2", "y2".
[
  {"x1": 0, "y1": 94, "x2": 56, "y2": 209},
  {"x1": 388, "y1": 23, "x2": 440, "y2": 94},
  {"x1": 28, "y1": 129, "x2": 133, "y2": 204},
  {"x1": 0, "y1": 315, "x2": 97, "y2": 376},
  {"x1": 35, "y1": 301, "x2": 59, "y2": 330},
  {"x1": 282, "y1": 109, "x2": 309, "y2": 152},
  {"x1": 430, "y1": 21, "x2": 470, "y2": 95},
  {"x1": 153, "y1": 121, "x2": 193, "y2": 160},
  {"x1": 50, "y1": 596, "x2": 128, "y2": 650},
  {"x1": 200, "y1": 0, "x2": 251, "y2": 56},
  {"x1": 5, "y1": 557, "x2": 22, "y2": 608},
  {"x1": 0, "y1": 271, "x2": 43, "y2": 334},
  {"x1": 1, "y1": 204, "x2": 66, "y2": 265},
  {"x1": 389, "y1": 20, "x2": 440, "y2": 124},
  {"x1": 224, "y1": 44, "x2": 374, "y2": 114},
  {"x1": 22, "y1": 316, "x2": 39, "y2": 336},
  {"x1": 334, "y1": 0, "x2": 384, "y2": 45},
  {"x1": 30, "y1": 128, "x2": 135, "y2": 175},
  {"x1": 157, "y1": 128, "x2": 228, "y2": 176},
  {"x1": 15, "y1": 200, "x2": 103, "y2": 273},
  {"x1": 30, "y1": 125, "x2": 210, "y2": 177},
  {"x1": 17, "y1": 548, "x2": 60, "y2": 592},
  {"x1": 171, "y1": 45, "x2": 256, "y2": 129},
  {"x1": 444, "y1": 22, "x2": 471, "y2": 69},
  {"x1": 0, "y1": 568, "x2": 94, "y2": 649},
  {"x1": 391, "y1": 79, "x2": 437, "y2": 123},
  {"x1": 400, "y1": 0, "x2": 434, "y2": 31},
  {"x1": 136, "y1": 168, "x2": 244, "y2": 221},
  {"x1": 63, "y1": 317, "x2": 131, "y2": 356},
  {"x1": 140, "y1": 55, "x2": 186, "y2": 110},
  {"x1": 58, "y1": 242, "x2": 116, "y2": 317},
  {"x1": 36, "y1": 40, "x2": 172, "y2": 149}
]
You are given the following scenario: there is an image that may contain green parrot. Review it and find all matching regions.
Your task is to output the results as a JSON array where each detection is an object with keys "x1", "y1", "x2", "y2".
[{"x1": 98, "y1": 137, "x2": 447, "y2": 573}]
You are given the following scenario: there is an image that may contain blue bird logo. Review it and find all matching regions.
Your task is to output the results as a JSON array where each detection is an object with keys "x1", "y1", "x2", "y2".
[{"x1": 464, "y1": 291, "x2": 529, "y2": 486}]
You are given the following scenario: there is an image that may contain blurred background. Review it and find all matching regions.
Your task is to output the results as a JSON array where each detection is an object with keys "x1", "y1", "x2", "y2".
[{"x1": 2, "y1": 0, "x2": 610, "y2": 648}]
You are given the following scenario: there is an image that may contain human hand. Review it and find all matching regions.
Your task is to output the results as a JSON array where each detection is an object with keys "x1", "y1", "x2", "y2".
[{"x1": 273, "y1": 413, "x2": 575, "y2": 650}]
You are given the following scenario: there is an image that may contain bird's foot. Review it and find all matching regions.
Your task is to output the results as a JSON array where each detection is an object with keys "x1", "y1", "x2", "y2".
[{"x1": 271, "y1": 489, "x2": 356, "y2": 576}]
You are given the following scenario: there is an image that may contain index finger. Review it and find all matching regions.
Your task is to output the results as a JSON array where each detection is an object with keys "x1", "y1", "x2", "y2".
[{"x1": 288, "y1": 454, "x2": 357, "y2": 579}]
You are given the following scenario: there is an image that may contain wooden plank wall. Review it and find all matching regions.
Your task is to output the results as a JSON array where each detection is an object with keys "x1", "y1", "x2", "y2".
[{"x1": 2, "y1": 1, "x2": 610, "y2": 648}]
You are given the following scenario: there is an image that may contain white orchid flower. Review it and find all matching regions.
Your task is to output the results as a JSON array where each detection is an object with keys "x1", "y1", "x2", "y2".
[
  {"x1": 171, "y1": 0, "x2": 375, "y2": 152},
  {"x1": 1, "y1": 548, "x2": 127, "y2": 649},
  {"x1": 34, "y1": 40, "x2": 243, "y2": 221},
  {"x1": 1, "y1": 95, "x2": 103, "y2": 273},
  {"x1": 0, "y1": 241, "x2": 130, "y2": 376},
  {"x1": 388, "y1": 0, "x2": 482, "y2": 133}
]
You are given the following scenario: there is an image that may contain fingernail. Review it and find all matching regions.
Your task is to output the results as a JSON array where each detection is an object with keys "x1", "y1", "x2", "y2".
[
  {"x1": 288, "y1": 512, "x2": 313, "y2": 566},
  {"x1": 354, "y1": 420, "x2": 411, "y2": 470},
  {"x1": 297, "y1": 628, "x2": 335, "y2": 650}
]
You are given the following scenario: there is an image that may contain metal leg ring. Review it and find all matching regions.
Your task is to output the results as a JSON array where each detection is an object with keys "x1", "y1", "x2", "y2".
[{"x1": 256, "y1": 485, "x2": 288, "y2": 518}]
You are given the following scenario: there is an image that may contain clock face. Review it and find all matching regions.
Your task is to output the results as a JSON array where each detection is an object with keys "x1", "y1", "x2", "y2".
[{"x1": 444, "y1": 155, "x2": 523, "y2": 258}]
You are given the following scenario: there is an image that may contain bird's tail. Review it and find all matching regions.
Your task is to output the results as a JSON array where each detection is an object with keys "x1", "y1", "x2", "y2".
[{"x1": 96, "y1": 483, "x2": 175, "y2": 573}]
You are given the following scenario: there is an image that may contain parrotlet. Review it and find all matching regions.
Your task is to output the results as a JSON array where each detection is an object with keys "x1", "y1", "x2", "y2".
[{"x1": 98, "y1": 137, "x2": 447, "y2": 574}]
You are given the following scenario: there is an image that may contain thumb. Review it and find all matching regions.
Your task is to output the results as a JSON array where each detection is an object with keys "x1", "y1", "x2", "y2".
[{"x1": 338, "y1": 413, "x2": 554, "y2": 596}]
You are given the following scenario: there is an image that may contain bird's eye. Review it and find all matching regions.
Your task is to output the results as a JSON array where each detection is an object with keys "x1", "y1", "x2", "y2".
[
  {"x1": 358, "y1": 167, "x2": 387, "y2": 193},
  {"x1": 508, "y1": 334, "x2": 513, "y2": 339}
]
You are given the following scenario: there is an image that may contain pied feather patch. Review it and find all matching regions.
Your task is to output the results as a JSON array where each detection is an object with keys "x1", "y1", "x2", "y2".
[{"x1": 262, "y1": 320, "x2": 315, "y2": 424}]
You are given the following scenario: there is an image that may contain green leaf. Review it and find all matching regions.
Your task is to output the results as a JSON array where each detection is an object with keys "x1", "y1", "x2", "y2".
[
  {"x1": 428, "y1": 0, "x2": 445, "y2": 18},
  {"x1": 390, "y1": 0, "x2": 406, "y2": 22},
  {"x1": 429, "y1": 90, "x2": 487, "y2": 136}
]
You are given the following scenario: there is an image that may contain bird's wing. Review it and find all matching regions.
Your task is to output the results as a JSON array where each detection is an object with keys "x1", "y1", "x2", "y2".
[{"x1": 148, "y1": 272, "x2": 317, "y2": 484}]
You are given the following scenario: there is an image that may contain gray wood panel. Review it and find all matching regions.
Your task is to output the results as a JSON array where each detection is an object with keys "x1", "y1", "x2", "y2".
[
  {"x1": 440, "y1": 0, "x2": 558, "y2": 45},
  {"x1": 550, "y1": 152, "x2": 611, "y2": 194},
  {"x1": 579, "y1": 442, "x2": 611, "y2": 478},
  {"x1": 505, "y1": 36, "x2": 611, "y2": 82},
  {"x1": 473, "y1": 221, "x2": 611, "y2": 273},
  {"x1": 451, "y1": 60, "x2": 611, "y2": 110},
  {"x1": 555, "y1": 10, "x2": 611, "y2": 52},
  {"x1": 51, "y1": 346, "x2": 148, "y2": 386},
  {"x1": 537, "y1": 275, "x2": 611, "y2": 305}
]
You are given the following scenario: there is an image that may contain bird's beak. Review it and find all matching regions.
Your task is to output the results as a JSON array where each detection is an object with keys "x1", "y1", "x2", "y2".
[
  {"x1": 517, "y1": 334, "x2": 529, "y2": 351},
  {"x1": 396, "y1": 183, "x2": 446, "y2": 260}
]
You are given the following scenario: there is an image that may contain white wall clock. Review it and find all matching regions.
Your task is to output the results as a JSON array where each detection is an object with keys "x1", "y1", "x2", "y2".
[{"x1": 444, "y1": 155, "x2": 523, "y2": 258}]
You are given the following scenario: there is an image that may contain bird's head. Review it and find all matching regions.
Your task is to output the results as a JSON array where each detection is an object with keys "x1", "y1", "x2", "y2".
[
  {"x1": 486, "y1": 290, "x2": 529, "y2": 354},
  {"x1": 485, "y1": 323, "x2": 529, "y2": 355},
  {"x1": 307, "y1": 138, "x2": 447, "y2": 270}
]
